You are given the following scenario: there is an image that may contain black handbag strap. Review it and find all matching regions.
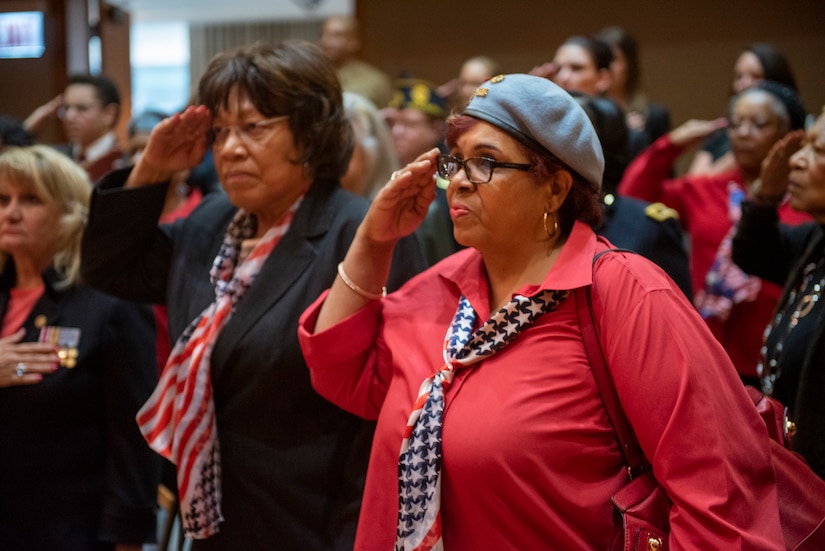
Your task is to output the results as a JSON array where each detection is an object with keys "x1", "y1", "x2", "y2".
[{"x1": 575, "y1": 248, "x2": 649, "y2": 479}]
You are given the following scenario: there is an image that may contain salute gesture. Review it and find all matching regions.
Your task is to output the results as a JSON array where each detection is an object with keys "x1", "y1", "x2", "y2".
[
  {"x1": 752, "y1": 129, "x2": 805, "y2": 205},
  {"x1": 126, "y1": 105, "x2": 211, "y2": 188},
  {"x1": 316, "y1": 148, "x2": 438, "y2": 329},
  {"x1": 360, "y1": 148, "x2": 439, "y2": 245}
]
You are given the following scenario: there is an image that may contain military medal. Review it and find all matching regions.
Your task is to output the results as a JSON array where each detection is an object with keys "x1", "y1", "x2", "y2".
[{"x1": 39, "y1": 326, "x2": 81, "y2": 368}]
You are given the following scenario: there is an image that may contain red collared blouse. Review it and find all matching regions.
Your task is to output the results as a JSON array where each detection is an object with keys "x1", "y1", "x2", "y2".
[{"x1": 299, "y1": 221, "x2": 783, "y2": 551}]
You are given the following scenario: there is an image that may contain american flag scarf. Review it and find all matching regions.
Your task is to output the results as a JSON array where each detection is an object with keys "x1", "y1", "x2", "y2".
[
  {"x1": 395, "y1": 289, "x2": 569, "y2": 550},
  {"x1": 694, "y1": 182, "x2": 761, "y2": 321},
  {"x1": 137, "y1": 198, "x2": 301, "y2": 539}
]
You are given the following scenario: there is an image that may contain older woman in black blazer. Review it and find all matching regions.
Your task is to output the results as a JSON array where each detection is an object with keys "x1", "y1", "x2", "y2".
[
  {"x1": 733, "y1": 108, "x2": 825, "y2": 479},
  {"x1": 0, "y1": 145, "x2": 159, "y2": 550},
  {"x1": 81, "y1": 40, "x2": 424, "y2": 549}
]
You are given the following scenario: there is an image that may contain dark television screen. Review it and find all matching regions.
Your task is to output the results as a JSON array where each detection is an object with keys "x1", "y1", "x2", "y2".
[{"x1": 0, "y1": 11, "x2": 45, "y2": 59}]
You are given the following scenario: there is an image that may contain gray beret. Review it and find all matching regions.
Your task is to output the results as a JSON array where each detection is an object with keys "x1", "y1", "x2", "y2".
[{"x1": 463, "y1": 73, "x2": 605, "y2": 187}]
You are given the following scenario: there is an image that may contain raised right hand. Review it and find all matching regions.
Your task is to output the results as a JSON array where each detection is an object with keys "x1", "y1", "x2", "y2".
[
  {"x1": 528, "y1": 62, "x2": 559, "y2": 80},
  {"x1": 669, "y1": 118, "x2": 728, "y2": 148},
  {"x1": 359, "y1": 147, "x2": 439, "y2": 246},
  {"x1": 752, "y1": 129, "x2": 805, "y2": 203},
  {"x1": 126, "y1": 105, "x2": 212, "y2": 188},
  {"x1": 23, "y1": 94, "x2": 64, "y2": 135}
]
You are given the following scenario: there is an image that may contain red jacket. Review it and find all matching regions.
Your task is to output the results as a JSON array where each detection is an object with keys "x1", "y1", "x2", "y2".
[
  {"x1": 619, "y1": 135, "x2": 810, "y2": 376},
  {"x1": 299, "y1": 222, "x2": 783, "y2": 550}
]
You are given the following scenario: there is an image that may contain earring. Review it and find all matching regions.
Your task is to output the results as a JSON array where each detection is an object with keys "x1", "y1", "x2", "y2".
[{"x1": 543, "y1": 211, "x2": 559, "y2": 238}]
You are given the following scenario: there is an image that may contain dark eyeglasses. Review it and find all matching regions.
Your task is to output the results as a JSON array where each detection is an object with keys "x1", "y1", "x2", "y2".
[{"x1": 436, "y1": 154, "x2": 533, "y2": 185}]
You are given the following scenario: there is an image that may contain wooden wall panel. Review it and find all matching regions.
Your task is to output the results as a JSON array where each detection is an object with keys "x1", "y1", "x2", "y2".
[
  {"x1": 0, "y1": 0, "x2": 131, "y2": 145},
  {"x1": 1, "y1": 1, "x2": 822, "y2": 151},
  {"x1": 99, "y1": 2, "x2": 131, "y2": 144},
  {"x1": 357, "y1": 0, "x2": 825, "y2": 129},
  {"x1": 0, "y1": 0, "x2": 68, "y2": 144}
]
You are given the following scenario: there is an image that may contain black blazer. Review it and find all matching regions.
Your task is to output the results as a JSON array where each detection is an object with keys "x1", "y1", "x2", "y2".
[
  {"x1": 0, "y1": 265, "x2": 160, "y2": 549},
  {"x1": 733, "y1": 201, "x2": 825, "y2": 479},
  {"x1": 598, "y1": 195, "x2": 693, "y2": 301},
  {"x1": 81, "y1": 169, "x2": 426, "y2": 550}
]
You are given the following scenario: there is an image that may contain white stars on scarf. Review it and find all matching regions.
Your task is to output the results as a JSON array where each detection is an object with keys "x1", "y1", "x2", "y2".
[{"x1": 396, "y1": 288, "x2": 569, "y2": 551}]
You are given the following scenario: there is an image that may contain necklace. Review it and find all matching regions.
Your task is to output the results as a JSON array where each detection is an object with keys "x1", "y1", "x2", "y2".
[{"x1": 758, "y1": 257, "x2": 825, "y2": 395}]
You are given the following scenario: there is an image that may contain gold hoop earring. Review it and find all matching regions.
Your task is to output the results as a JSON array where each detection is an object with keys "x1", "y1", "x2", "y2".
[{"x1": 543, "y1": 211, "x2": 559, "y2": 238}]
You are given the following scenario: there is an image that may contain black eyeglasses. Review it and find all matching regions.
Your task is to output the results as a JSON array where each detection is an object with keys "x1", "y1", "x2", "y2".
[{"x1": 436, "y1": 154, "x2": 533, "y2": 185}]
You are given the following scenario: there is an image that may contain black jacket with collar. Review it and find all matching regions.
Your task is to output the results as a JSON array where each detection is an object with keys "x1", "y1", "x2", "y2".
[
  {"x1": 0, "y1": 263, "x2": 160, "y2": 548},
  {"x1": 733, "y1": 201, "x2": 825, "y2": 480}
]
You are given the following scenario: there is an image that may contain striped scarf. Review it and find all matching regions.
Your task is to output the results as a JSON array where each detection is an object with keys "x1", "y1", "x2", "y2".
[
  {"x1": 137, "y1": 198, "x2": 302, "y2": 539},
  {"x1": 395, "y1": 289, "x2": 569, "y2": 551},
  {"x1": 694, "y1": 182, "x2": 761, "y2": 321}
]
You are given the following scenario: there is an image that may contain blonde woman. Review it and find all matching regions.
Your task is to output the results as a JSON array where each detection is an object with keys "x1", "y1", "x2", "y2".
[{"x1": 0, "y1": 145, "x2": 159, "y2": 550}]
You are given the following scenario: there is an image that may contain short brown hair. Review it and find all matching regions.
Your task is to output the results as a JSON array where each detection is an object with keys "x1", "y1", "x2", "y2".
[{"x1": 198, "y1": 40, "x2": 354, "y2": 181}]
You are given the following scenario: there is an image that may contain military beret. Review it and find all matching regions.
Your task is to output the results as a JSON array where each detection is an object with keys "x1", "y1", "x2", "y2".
[
  {"x1": 463, "y1": 73, "x2": 605, "y2": 187},
  {"x1": 388, "y1": 78, "x2": 446, "y2": 119}
]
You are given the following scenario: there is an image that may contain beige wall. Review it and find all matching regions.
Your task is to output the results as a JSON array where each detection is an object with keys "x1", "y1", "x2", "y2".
[{"x1": 357, "y1": 0, "x2": 825, "y2": 127}]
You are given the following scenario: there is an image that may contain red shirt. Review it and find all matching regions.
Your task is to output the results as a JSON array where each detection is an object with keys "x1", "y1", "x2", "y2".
[
  {"x1": 618, "y1": 135, "x2": 810, "y2": 376},
  {"x1": 298, "y1": 222, "x2": 783, "y2": 551},
  {"x1": 2, "y1": 285, "x2": 44, "y2": 337}
]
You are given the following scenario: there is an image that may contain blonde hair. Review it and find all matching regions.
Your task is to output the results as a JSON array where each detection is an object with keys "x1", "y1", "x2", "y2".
[
  {"x1": 343, "y1": 92, "x2": 400, "y2": 198},
  {"x1": 0, "y1": 145, "x2": 91, "y2": 289}
]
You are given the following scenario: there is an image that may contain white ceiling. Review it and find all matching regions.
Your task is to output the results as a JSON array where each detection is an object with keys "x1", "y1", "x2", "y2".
[{"x1": 109, "y1": 0, "x2": 352, "y2": 23}]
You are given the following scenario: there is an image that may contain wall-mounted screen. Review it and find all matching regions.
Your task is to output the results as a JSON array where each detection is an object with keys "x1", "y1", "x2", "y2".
[{"x1": 0, "y1": 11, "x2": 45, "y2": 59}]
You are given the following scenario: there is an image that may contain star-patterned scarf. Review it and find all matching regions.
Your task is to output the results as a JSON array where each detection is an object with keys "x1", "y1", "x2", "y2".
[
  {"x1": 137, "y1": 197, "x2": 302, "y2": 539},
  {"x1": 395, "y1": 289, "x2": 569, "y2": 550}
]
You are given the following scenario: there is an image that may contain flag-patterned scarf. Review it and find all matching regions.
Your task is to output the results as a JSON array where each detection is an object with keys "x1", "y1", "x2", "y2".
[
  {"x1": 136, "y1": 198, "x2": 302, "y2": 539},
  {"x1": 694, "y1": 182, "x2": 761, "y2": 321},
  {"x1": 395, "y1": 289, "x2": 569, "y2": 551}
]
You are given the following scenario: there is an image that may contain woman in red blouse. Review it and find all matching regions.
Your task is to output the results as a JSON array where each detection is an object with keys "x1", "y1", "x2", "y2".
[
  {"x1": 300, "y1": 74, "x2": 784, "y2": 550},
  {"x1": 619, "y1": 80, "x2": 810, "y2": 381}
]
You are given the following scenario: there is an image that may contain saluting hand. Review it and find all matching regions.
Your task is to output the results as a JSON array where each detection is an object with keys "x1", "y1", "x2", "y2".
[
  {"x1": 753, "y1": 130, "x2": 805, "y2": 203},
  {"x1": 528, "y1": 62, "x2": 559, "y2": 80},
  {"x1": 669, "y1": 118, "x2": 728, "y2": 148},
  {"x1": 126, "y1": 105, "x2": 212, "y2": 188},
  {"x1": 361, "y1": 148, "x2": 440, "y2": 245}
]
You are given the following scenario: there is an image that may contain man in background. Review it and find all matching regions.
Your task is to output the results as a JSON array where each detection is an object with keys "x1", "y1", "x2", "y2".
[
  {"x1": 384, "y1": 78, "x2": 461, "y2": 266},
  {"x1": 438, "y1": 56, "x2": 502, "y2": 113},
  {"x1": 385, "y1": 78, "x2": 446, "y2": 166},
  {"x1": 25, "y1": 74, "x2": 124, "y2": 181},
  {"x1": 320, "y1": 14, "x2": 393, "y2": 109}
]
